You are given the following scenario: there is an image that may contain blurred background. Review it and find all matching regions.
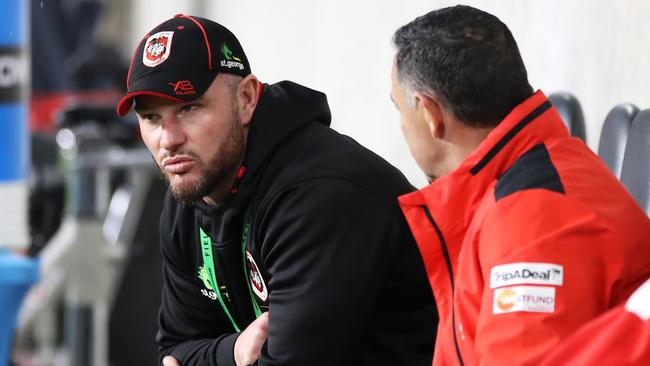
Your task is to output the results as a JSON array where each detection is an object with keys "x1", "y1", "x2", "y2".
[{"x1": 1, "y1": 0, "x2": 649, "y2": 365}]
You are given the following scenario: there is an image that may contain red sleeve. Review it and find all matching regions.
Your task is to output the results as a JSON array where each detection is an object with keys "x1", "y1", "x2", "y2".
[
  {"x1": 540, "y1": 278, "x2": 650, "y2": 366},
  {"x1": 473, "y1": 191, "x2": 623, "y2": 365}
]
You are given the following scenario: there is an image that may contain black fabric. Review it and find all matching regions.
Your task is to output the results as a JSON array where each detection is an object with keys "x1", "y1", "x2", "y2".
[
  {"x1": 156, "y1": 81, "x2": 437, "y2": 365},
  {"x1": 216, "y1": 333, "x2": 239, "y2": 366},
  {"x1": 495, "y1": 143, "x2": 565, "y2": 201}
]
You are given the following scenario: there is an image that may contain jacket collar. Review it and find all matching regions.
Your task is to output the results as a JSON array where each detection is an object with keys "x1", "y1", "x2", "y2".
[
  {"x1": 238, "y1": 81, "x2": 331, "y2": 196},
  {"x1": 399, "y1": 90, "x2": 569, "y2": 234}
]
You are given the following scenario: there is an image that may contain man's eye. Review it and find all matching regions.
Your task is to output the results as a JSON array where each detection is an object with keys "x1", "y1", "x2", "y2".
[
  {"x1": 140, "y1": 113, "x2": 157, "y2": 121},
  {"x1": 180, "y1": 104, "x2": 198, "y2": 114}
]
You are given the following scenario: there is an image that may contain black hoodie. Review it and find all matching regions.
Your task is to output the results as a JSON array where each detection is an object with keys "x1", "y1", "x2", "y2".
[{"x1": 157, "y1": 81, "x2": 436, "y2": 365}]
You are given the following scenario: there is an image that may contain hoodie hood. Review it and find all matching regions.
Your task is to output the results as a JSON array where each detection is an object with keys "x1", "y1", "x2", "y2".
[
  {"x1": 194, "y1": 80, "x2": 331, "y2": 218},
  {"x1": 239, "y1": 81, "x2": 331, "y2": 188}
]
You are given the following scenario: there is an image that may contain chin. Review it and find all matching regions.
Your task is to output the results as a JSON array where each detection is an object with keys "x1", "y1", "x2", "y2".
[
  {"x1": 166, "y1": 172, "x2": 200, "y2": 197},
  {"x1": 169, "y1": 173, "x2": 199, "y2": 190}
]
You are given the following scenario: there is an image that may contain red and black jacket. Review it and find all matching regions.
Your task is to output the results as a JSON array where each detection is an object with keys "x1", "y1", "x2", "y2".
[{"x1": 400, "y1": 91, "x2": 650, "y2": 366}]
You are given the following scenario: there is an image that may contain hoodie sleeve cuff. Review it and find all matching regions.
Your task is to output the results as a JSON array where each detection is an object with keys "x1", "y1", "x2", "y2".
[{"x1": 216, "y1": 332, "x2": 239, "y2": 366}]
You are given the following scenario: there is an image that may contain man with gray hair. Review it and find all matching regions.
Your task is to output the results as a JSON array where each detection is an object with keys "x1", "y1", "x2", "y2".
[{"x1": 390, "y1": 5, "x2": 650, "y2": 365}]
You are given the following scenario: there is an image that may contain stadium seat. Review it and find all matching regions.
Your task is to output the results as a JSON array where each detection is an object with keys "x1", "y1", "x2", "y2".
[
  {"x1": 548, "y1": 92, "x2": 587, "y2": 141},
  {"x1": 620, "y1": 109, "x2": 650, "y2": 215},
  {"x1": 597, "y1": 104, "x2": 639, "y2": 178}
]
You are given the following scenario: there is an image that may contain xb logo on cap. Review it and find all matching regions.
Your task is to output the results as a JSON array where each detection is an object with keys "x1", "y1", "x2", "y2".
[
  {"x1": 143, "y1": 31, "x2": 174, "y2": 67},
  {"x1": 168, "y1": 80, "x2": 197, "y2": 96}
]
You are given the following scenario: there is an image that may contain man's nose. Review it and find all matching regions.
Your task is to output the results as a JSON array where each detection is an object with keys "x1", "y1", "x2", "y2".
[{"x1": 160, "y1": 120, "x2": 186, "y2": 151}]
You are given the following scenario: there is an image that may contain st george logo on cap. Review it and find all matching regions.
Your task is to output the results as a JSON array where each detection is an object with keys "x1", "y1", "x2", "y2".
[{"x1": 116, "y1": 14, "x2": 251, "y2": 117}]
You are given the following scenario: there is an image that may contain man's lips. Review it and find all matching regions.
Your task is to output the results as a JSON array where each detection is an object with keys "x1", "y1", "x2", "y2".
[{"x1": 162, "y1": 156, "x2": 195, "y2": 174}]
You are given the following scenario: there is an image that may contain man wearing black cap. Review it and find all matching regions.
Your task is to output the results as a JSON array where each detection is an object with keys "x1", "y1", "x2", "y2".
[{"x1": 117, "y1": 14, "x2": 436, "y2": 366}]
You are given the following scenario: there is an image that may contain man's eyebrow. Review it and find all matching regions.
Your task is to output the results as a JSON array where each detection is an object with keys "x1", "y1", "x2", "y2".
[
  {"x1": 133, "y1": 102, "x2": 153, "y2": 114},
  {"x1": 133, "y1": 103, "x2": 146, "y2": 114}
]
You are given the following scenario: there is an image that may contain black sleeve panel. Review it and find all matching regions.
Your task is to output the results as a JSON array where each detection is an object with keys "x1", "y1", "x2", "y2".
[
  {"x1": 495, "y1": 143, "x2": 565, "y2": 201},
  {"x1": 255, "y1": 179, "x2": 412, "y2": 365}
]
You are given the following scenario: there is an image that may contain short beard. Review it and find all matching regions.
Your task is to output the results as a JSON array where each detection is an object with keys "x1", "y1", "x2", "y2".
[{"x1": 160, "y1": 114, "x2": 245, "y2": 205}]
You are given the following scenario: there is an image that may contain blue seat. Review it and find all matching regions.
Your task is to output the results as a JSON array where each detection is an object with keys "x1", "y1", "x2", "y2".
[
  {"x1": 620, "y1": 109, "x2": 650, "y2": 215},
  {"x1": 548, "y1": 92, "x2": 586, "y2": 142},
  {"x1": 0, "y1": 251, "x2": 39, "y2": 365},
  {"x1": 597, "y1": 104, "x2": 639, "y2": 178}
]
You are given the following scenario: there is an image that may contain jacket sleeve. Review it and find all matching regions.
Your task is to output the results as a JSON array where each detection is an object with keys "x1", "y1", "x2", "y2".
[
  {"x1": 254, "y1": 179, "x2": 410, "y2": 365},
  {"x1": 540, "y1": 278, "x2": 650, "y2": 366},
  {"x1": 156, "y1": 195, "x2": 240, "y2": 366},
  {"x1": 472, "y1": 191, "x2": 627, "y2": 366}
]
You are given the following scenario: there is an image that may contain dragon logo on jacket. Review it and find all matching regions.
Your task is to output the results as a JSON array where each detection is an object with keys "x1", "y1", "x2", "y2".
[{"x1": 246, "y1": 250, "x2": 268, "y2": 302}]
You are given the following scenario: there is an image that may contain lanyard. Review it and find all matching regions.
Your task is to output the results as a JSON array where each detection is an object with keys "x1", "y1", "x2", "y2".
[{"x1": 199, "y1": 206, "x2": 263, "y2": 332}]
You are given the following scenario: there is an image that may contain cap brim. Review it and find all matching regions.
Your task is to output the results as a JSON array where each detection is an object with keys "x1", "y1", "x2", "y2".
[{"x1": 116, "y1": 69, "x2": 218, "y2": 116}]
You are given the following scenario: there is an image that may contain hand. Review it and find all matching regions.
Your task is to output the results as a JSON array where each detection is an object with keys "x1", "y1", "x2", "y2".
[
  {"x1": 162, "y1": 356, "x2": 180, "y2": 366},
  {"x1": 234, "y1": 312, "x2": 269, "y2": 366}
]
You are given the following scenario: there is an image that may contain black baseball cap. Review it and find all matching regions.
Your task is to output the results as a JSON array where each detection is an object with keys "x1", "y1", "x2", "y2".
[{"x1": 116, "y1": 14, "x2": 251, "y2": 116}]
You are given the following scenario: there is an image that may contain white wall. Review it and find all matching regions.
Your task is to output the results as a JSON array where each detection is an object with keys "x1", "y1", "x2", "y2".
[
  {"x1": 122, "y1": 1, "x2": 204, "y2": 59},
  {"x1": 122, "y1": 1, "x2": 650, "y2": 187}
]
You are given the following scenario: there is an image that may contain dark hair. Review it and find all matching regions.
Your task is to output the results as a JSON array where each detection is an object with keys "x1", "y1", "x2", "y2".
[{"x1": 393, "y1": 5, "x2": 533, "y2": 127}]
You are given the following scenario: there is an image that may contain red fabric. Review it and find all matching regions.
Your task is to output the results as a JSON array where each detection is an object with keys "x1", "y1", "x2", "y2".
[
  {"x1": 541, "y1": 278, "x2": 650, "y2": 366},
  {"x1": 30, "y1": 90, "x2": 121, "y2": 132},
  {"x1": 399, "y1": 91, "x2": 650, "y2": 366}
]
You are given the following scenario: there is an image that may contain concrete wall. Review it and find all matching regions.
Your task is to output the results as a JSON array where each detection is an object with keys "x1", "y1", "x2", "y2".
[{"x1": 120, "y1": 1, "x2": 650, "y2": 187}]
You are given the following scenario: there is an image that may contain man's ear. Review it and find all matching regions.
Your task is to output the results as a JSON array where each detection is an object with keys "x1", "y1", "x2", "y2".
[
  {"x1": 415, "y1": 92, "x2": 445, "y2": 139},
  {"x1": 237, "y1": 74, "x2": 260, "y2": 127}
]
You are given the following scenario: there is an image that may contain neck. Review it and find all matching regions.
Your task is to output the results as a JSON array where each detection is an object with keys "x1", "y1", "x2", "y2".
[
  {"x1": 201, "y1": 195, "x2": 220, "y2": 206},
  {"x1": 201, "y1": 168, "x2": 240, "y2": 206},
  {"x1": 456, "y1": 127, "x2": 493, "y2": 161},
  {"x1": 445, "y1": 122, "x2": 493, "y2": 175},
  {"x1": 200, "y1": 129, "x2": 249, "y2": 206}
]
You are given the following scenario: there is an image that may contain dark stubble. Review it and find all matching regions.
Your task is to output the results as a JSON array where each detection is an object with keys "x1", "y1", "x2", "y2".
[{"x1": 159, "y1": 109, "x2": 245, "y2": 205}]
